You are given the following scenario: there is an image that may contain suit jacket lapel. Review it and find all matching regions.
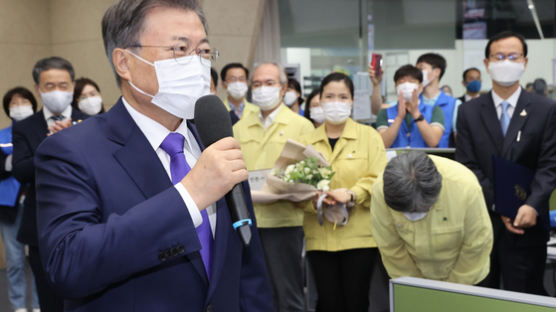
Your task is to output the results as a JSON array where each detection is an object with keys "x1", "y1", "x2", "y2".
[
  {"x1": 480, "y1": 93, "x2": 504, "y2": 154},
  {"x1": 107, "y1": 100, "x2": 172, "y2": 199},
  {"x1": 502, "y1": 91, "x2": 530, "y2": 156}
]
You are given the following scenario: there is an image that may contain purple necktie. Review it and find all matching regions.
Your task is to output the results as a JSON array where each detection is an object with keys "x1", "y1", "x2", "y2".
[{"x1": 160, "y1": 132, "x2": 213, "y2": 278}]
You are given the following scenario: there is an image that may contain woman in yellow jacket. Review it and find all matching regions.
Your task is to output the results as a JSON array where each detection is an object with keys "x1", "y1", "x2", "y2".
[{"x1": 299, "y1": 72, "x2": 387, "y2": 312}]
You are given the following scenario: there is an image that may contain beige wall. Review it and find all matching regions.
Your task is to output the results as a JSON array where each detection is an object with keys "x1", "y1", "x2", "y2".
[
  {"x1": 202, "y1": 0, "x2": 265, "y2": 100},
  {"x1": 0, "y1": 0, "x2": 51, "y2": 127},
  {"x1": 0, "y1": 0, "x2": 264, "y2": 128}
]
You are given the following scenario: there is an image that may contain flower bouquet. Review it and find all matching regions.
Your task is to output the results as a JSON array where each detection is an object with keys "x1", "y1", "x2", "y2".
[
  {"x1": 251, "y1": 139, "x2": 331, "y2": 204},
  {"x1": 250, "y1": 139, "x2": 350, "y2": 228}
]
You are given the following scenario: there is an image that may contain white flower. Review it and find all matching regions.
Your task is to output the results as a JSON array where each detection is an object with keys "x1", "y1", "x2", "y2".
[
  {"x1": 317, "y1": 179, "x2": 330, "y2": 191},
  {"x1": 306, "y1": 174, "x2": 313, "y2": 180},
  {"x1": 304, "y1": 167, "x2": 311, "y2": 174},
  {"x1": 319, "y1": 168, "x2": 331, "y2": 177},
  {"x1": 285, "y1": 164, "x2": 295, "y2": 175}
]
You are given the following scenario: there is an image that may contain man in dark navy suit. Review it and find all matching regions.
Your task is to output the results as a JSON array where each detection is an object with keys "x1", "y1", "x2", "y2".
[
  {"x1": 456, "y1": 31, "x2": 556, "y2": 295},
  {"x1": 12, "y1": 56, "x2": 89, "y2": 312},
  {"x1": 33, "y1": 1, "x2": 272, "y2": 311}
]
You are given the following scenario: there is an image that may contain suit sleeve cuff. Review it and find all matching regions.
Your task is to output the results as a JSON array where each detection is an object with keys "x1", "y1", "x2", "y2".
[{"x1": 174, "y1": 183, "x2": 203, "y2": 228}]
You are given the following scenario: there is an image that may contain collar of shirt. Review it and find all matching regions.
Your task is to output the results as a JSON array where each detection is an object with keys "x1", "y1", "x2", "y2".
[
  {"x1": 464, "y1": 94, "x2": 475, "y2": 102},
  {"x1": 229, "y1": 100, "x2": 245, "y2": 117},
  {"x1": 43, "y1": 104, "x2": 72, "y2": 124},
  {"x1": 121, "y1": 97, "x2": 200, "y2": 160},
  {"x1": 422, "y1": 93, "x2": 440, "y2": 106},
  {"x1": 259, "y1": 104, "x2": 283, "y2": 130},
  {"x1": 491, "y1": 87, "x2": 521, "y2": 119}
]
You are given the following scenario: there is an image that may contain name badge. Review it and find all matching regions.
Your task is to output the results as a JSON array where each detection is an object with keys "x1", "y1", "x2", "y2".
[{"x1": 248, "y1": 169, "x2": 271, "y2": 191}]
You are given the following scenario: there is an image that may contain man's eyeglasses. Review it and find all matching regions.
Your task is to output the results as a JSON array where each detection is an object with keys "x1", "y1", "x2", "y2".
[
  {"x1": 128, "y1": 44, "x2": 219, "y2": 65},
  {"x1": 490, "y1": 53, "x2": 523, "y2": 62}
]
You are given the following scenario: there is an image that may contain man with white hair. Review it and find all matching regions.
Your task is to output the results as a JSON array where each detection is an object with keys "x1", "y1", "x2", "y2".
[
  {"x1": 370, "y1": 151, "x2": 493, "y2": 285},
  {"x1": 234, "y1": 62, "x2": 314, "y2": 311}
]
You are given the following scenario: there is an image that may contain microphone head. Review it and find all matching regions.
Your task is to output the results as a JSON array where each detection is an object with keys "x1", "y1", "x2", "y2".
[{"x1": 194, "y1": 94, "x2": 233, "y2": 147}]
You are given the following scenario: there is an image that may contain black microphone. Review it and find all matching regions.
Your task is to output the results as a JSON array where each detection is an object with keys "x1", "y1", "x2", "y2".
[{"x1": 194, "y1": 94, "x2": 252, "y2": 247}]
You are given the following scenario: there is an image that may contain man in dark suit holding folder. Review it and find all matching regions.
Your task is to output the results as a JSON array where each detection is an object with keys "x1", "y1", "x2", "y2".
[{"x1": 456, "y1": 31, "x2": 556, "y2": 295}]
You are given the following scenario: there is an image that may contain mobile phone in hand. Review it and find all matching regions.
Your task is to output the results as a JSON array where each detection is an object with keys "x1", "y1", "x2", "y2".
[{"x1": 371, "y1": 53, "x2": 383, "y2": 76}]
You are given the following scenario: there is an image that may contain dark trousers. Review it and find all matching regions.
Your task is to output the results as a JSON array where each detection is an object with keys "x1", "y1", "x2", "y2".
[
  {"x1": 259, "y1": 226, "x2": 305, "y2": 312},
  {"x1": 307, "y1": 248, "x2": 381, "y2": 312},
  {"x1": 29, "y1": 245, "x2": 64, "y2": 311},
  {"x1": 481, "y1": 213, "x2": 547, "y2": 295}
]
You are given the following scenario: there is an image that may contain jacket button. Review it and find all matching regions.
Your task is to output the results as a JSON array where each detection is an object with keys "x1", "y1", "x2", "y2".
[
  {"x1": 158, "y1": 253, "x2": 166, "y2": 262},
  {"x1": 177, "y1": 245, "x2": 185, "y2": 254},
  {"x1": 171, "y1": 247, "x2": 178, "y2": 256},
  {"x1": 206, "y1": 304, "x2": 214, "y2": 312}
]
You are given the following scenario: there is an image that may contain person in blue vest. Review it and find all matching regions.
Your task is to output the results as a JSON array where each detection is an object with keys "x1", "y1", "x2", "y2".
[
  {"x1": 0, "y1": 86, "x2": 40, "y2": 312},
  {"x1": 415, "y1": 53, "x2": 460, "y2": 147},
  {"x1": 375, "y1": 65, "x2": 444, "y2": 148}
]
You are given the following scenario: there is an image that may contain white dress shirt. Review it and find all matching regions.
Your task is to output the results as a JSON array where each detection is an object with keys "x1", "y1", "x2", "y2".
[
  {"x1": 491, "y1": 87, "x2": 521, "y2": 120},
  {"x1": 259, "y1": 104, "x2": 283, "y2": 129},
  {"x1": 122, "y1": 97, "x2": 216, "y2": 236},
  {"x1": 43, "y1": 104, "x2": 72, "y2": 127}
]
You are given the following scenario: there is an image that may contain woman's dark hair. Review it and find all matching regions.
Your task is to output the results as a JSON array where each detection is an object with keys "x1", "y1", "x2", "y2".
[
  {"x1": 72, "y1": 77, "x2": 105, "y2": 113},
  {"x1": 394, "y1": 65, "x2": 423, "y2": 83},
  {"x1": 303, "y1": 88, "x2": 321, "y2": 122},
  {"x1": 2, "y1": 87, "x2": 38, "y2": 117},
  {"x1": 319, "y1": 72, "x2": 354, "y2": 99},
  {"x1": 287, "y1": 78, "x2": 304, "y2": 105}
]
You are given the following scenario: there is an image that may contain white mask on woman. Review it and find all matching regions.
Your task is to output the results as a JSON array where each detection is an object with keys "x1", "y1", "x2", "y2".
[
  {"x1": 321, "y1": 101, "x2": 351, "y2": 125},
  {"x1": 310, "y1": 106, "x2": 325, "y2": 124},
  {"x1": 251, "y1": 86, "x2": 281, "y2": 111},
  {"x1": 9, "y1": 105, "x2": 34, "y2": 121},
  {"x1": 78, "y1": 96, "x2": 103, "y2": 115},
  {"x1": 282, "y1": 91, "x2": 298, "y2": 107}
]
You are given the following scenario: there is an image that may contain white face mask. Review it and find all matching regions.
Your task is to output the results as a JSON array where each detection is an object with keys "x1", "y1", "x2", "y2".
[
  {"x1": 403, "y1": 211, "x2": 428, "y2": 221},
  {"x1": 396, "y1": 82, "x2": 419, "y2": 101},
  {"x1": 41, "y1": 90, "x2": 72, "y2": 114},
  {"x1": 488, "y1": 60, "x2": 525, "y2": 87},
  {"x1": 78, "y1": 96, "x2": 103, "y2": 115},
  {"x1": 9, "y1": 105, "x2": 34, "y2": 121},
  {"x1": 283, "y1": 91, "x2": 298, "y2": 107},
  {"x1": 128, "y1": 51, "x2": 210, "y2": 119},
  {"x1": 310, "y1": 106, "x2": 325, "y2": 124},
  {"x1": 226, "y1": 82, "x2": 248, "y2": 100},
  {"x1": 421, "y1": 70, "x2": 431, "y2": 87},
  {"x1": 252, "y1": 86, "x2": 281, "y2": 111},
  {"x1": 321, "y1": 101, "x2": 351, "y2": 125}
]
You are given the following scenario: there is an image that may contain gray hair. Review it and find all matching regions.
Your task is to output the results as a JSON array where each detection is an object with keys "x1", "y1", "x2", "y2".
[
  {"x1": 101, "y1": 0, "x2": 208, "y2": 85},
  {"x1": 32, "y1": 56, "x2": 75, "y2": 84},
  {"x1": 252, "y1": 62, "x2": 288, "y2": 85},
  {"x1": 383, "y1": 151, "x2": 442, "y2": 213}
]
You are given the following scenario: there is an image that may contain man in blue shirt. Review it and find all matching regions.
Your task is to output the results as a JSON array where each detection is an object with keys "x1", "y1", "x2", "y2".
[{"x1": 376, "y1": 65, "x2": 444, "y2": 148}]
